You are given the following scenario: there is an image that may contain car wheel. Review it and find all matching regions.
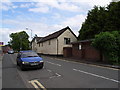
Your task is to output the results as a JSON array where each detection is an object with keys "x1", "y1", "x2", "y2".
[
  {"x1": 20, "y1": 64, "x2": 25, "y2": 71},
  {"x1": 38, "y1": 65, "x2": 43, "y2": 69},
  {"x1": 17, "y1": 61, "x2": 19, "y2": 66}
]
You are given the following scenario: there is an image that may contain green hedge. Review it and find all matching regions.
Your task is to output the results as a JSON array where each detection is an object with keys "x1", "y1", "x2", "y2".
[{"x1": 92, "y1": 31, "x2": 120, "y2": 65}]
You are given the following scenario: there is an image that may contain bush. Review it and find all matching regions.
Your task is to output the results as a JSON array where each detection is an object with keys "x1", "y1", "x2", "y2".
[{"x1": 92, "y1": 31, "x2": 119, "y2": 64}]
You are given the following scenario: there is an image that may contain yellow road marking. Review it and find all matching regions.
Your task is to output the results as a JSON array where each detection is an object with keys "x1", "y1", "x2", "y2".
[
  {"x1": 29, "y1": 80, "x2": 39, "y2": 89},
  {"x1": 29, "y1": 80, "x2": 46, "y2": 90},
  {"x1": 34, "y1": 80, "x2": 46, "y2": 90}
]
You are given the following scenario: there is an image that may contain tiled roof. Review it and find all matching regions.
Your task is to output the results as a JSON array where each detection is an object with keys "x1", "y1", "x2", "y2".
[
  {"x1": 38, "y1": 26, "x2": 76, "y2": 43},
  {"x1": 31, "y1": 37, "x2": 43, "y2": 43}
]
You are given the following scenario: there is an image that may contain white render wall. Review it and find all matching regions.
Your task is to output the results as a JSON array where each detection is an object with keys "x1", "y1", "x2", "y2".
[
  {"x1": 32, "y1": 41, "x2": 37, "y2": 52},
  {"x1": 37, "y1": 38, "x2": 57, "y2": 55},
  {"x1": 37, "y1": 29, "x2": 77, "y2": 55},
  {"x1": 57, "y1": 29, "x2": 77, "y2": 55}
]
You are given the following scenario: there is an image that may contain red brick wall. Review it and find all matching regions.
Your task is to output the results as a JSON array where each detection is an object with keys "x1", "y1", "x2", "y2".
[
  {"x1": 72, "y1": 48, "x2": 82, "y2": 58},
  {"x1": 72, "y1": 41, "x2": 101, "y2": 61},
  {"x1": 84, "y1": 45, "x2": 100, "y2": 61}
]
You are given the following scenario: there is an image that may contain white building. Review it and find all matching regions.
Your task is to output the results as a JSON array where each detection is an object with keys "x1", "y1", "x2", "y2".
[{"x1": 35, "y1": 26, "x2": 77, "y2": 55}]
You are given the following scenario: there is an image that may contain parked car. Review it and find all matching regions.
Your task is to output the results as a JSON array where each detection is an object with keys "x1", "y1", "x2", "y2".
[
  {"x1": 8, "y1": 50, "x2": 14, "y2": 54},
  {"x1": 16, "y1": 50, "x2": 44, "y2": 70}
]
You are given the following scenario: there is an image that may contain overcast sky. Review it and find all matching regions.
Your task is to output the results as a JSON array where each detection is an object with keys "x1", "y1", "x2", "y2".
[{"x1": 0, "y1": 0, "x2": 112, "y2": 45}]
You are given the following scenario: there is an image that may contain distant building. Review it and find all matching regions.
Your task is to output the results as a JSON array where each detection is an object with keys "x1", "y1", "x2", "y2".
[
  {"x1": 2, "y1": 45, "x2": 11, "y2": 53},
  {"x1": 31, "y1": 37, "x2": 43, "y2": 52},
  {"x1": 33, "y1": 26, "x2": 77, "y2": 55}
]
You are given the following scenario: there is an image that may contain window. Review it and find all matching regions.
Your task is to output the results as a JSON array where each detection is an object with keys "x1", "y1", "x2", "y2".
[
  {"x1": 39, "y1": 43, "x2": 40, "y2": 47},
  {"x1": 42, "y1": 43, "x2": 43, "y2": 47},
  {"x1": 64, "y1": 38, "x2": 71, "y2": 44}
]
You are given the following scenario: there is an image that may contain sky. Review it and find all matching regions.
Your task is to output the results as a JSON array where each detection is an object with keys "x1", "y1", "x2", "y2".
[{"x1": 0, "y1": 0, "x2": 112, "y2": 45}]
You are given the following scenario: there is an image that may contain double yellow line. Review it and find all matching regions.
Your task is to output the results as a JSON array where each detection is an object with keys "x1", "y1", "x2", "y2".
[{"x1": 29, "y1": 80, "x2": 46, "y2": 90}]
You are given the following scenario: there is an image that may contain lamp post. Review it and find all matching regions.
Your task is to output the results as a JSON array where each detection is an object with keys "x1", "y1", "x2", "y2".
[
  {"x1": 26, "y1": 27, "x2": 33, "y2": 50},
  {"x1": 26, "y1": 27, "x2": 32, "y2": 40}
]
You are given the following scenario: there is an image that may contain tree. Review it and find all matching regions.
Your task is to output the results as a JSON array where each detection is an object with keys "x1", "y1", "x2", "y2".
[
  {"x1": 92, "y1": 31, "x2": 120, "y2": 64},
  {"x1": 78, "y1": 6, "x2": 107, "y2": 40},
  {"x1": 103, "y1": 1, "x2": 120, "y2": 32},
  {"x1": 78, "y1": 1, "x2": 120, "y2": 40},
  {"x1": 9, "y1": 31, "x2": 30, "y2": 51}
]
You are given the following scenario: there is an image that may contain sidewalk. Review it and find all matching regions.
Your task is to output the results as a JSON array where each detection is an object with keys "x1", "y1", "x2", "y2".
[
  {"x1": 42, "y1": 55, "x2": 120, "y2": 69},
  {"x1": 0, "y1": 54, "x2": 3, "y2": 90}
]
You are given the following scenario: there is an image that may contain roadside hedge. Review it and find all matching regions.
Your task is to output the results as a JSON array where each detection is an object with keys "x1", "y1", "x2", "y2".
[{"x1": 92, "y1": 31, "x2": 120, "y2": 65}]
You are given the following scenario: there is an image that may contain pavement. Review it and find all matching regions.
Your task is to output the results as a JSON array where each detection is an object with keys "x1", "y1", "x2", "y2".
[
  {"x1": 42, "y1": 55, "x2": 120, "y2": 69},
  {"x1": 0, "y1": 53, "x2": 3, "y2": 90},
  {"x1": 2, "y1": 53, "x2": 26, "y2": 89}
]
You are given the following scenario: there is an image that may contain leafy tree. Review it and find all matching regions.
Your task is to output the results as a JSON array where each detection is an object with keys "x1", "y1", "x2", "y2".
[
  {"x1": 92, "y1": 31, "x2": 120, "y2": 64},
  {"x1": 78, "y1": 1, "x2": 120, "y2": 40},
  {"x1": 104, "y1": 1, "x2": 120, "y2": 32},
  {"x1": 9, "y1": 31, "x2": 30, "y2": 51},
  {"x1": 78, "y1": 6, "x2": 107, "y2": 40},
  {"x1": 111, "y1": 31, "x2": 120, "y2": 64}
]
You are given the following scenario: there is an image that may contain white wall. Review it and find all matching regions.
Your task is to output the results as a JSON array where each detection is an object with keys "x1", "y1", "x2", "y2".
[
  {"x1": 57, "y1": 29, "x2": 77, "y2": 55},
  {"x1": 32, "y1": 40, "x2": 37, "y2": 52},
  {"x1": 37, "y1": 38, "x2": 57, "y2": 55},
  {"x1": 37, "y1": 29, "x2": 77, "y2": 55}
]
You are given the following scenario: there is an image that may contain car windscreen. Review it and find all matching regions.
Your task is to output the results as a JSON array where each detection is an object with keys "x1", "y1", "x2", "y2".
[{"x1": 21, "y1": 52, "x2": 39, "y2": 58}]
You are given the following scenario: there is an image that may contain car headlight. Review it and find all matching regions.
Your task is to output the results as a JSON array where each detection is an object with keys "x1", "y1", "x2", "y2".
[
  {"x1": 22, "y1": 62, "x2": 29, "y2": 64},
  {"x1": 39, "y1": 60, "x2": 43, "y2": 63}
]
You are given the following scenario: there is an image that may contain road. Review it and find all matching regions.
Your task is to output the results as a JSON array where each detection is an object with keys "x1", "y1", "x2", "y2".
[{"x1": 2, "y1": 53, "x2": 120, "y2": 89}]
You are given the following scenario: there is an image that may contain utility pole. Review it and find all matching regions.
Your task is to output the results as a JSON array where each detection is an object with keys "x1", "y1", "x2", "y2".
[
  {"x1": 26, "y1": 27, "x2": 32, "y2": 41},
  {"x1": 26, "y1": 27, "x2": 33, "y2": 49}
]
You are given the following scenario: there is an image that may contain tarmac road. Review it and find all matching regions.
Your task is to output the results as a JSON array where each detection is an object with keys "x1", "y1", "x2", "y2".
[{"x1": 2, "y1": 53, "x2": 120, "y2": 89}]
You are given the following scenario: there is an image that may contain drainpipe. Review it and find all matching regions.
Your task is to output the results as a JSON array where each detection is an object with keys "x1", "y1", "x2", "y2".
[{"x1": 57, "y1": 38, "x2": 58, "y2": 56}]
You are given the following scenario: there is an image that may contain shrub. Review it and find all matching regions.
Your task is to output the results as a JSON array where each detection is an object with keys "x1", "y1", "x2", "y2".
[{"x1": 92, "y1": 31, "x2": 119, "y2": 64}]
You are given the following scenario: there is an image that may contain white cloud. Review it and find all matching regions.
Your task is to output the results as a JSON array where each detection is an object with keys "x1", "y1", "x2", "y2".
[
  {"x1": 52, "y1": 13, "x2": 61, "y2": 19},
  {"x1": 71, "y1": 0, "x2": 111, "y2": 7},
  {"x1": 30, "y1": 0, "x2": 111, "y2": 12},
  {"x1": 2, "y1": 18, "x2": 61, "y2": 38},
  {"x1": 60, "y1": 14, "x2": 86, "y2": 36},
  {"x1": 20, "y1": 3, "x2": 35, "y2": 8},
  {"x1": 12, "y1": 5, "x2": 18, "y2": 9},
  {"x1": 56, "y1": 2, "x2": 82, "y2": 12},
  {"x1": 0, "y1": 1, "x2": 13, "y2": 11},
  {"x1": 0, "y1": 28, "x2": 22, "y2": 45},
  {"x1": 0, "y1": 0, "x2": 18, "y2": 11},
  {"x1": 29, "y1": 1, "x2": 84, "y2": 13},
  {"x1": 29, "y1": 6, "x2": 49, "y2": 13}
]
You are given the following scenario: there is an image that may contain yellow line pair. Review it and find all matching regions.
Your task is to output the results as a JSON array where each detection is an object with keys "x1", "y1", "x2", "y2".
[{"x1": 29, "y1": 80, "x2": 46, "y2": 90}]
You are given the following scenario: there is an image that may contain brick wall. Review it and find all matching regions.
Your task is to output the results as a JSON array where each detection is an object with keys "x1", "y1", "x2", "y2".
[
  {"x1": 83, "y1": 44, "x2": 101, "y2": 61},
  {"x1": 63, "y1": 40, "x2": 101, "y2": 61}
]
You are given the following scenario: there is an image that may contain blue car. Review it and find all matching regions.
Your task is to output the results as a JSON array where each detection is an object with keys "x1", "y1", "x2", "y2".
[{"x1": 16, "y1": 50, "x2": 44, "y2": 70}]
